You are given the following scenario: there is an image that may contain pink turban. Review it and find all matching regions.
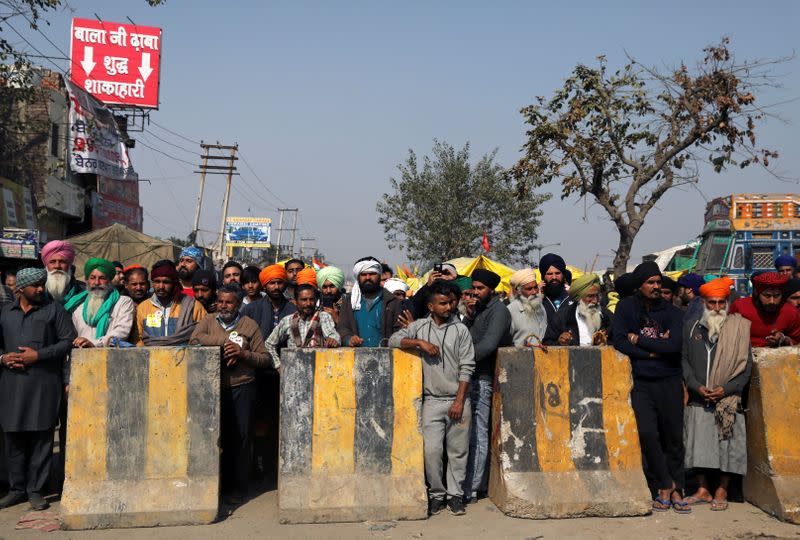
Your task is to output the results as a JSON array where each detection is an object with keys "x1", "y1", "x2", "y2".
[{"x1": 41, "y1": 240, "x2": 76, "y2": 265}]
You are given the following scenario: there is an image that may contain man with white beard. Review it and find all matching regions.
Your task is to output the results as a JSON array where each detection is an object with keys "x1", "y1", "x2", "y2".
[
  {"x1": 682, "y1": 278, "x2": 753, "y2": 511},
  {"x1": 40, "y1": 240, "x2": 84, "y2": 310},
  {"x1": 507, "y1": 269, "x2": 548, "y2": 347},
  {"x1": 71, "y1": 258, "x2": 137, "y2": 348},
  {"x1": 544, "y1": 273, "x2": 612, "y2": 346}
]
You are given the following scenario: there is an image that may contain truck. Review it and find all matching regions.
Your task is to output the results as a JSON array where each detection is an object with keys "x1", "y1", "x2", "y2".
[{"x1": 692, "y1": 193, "x2": 800, "y2": 294}]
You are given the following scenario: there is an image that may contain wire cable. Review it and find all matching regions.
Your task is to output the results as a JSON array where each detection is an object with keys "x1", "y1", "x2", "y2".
[
  {"x1": 142, "y1": 128, "x2": 198, "y2": 156},
  {"x1": 135, "y1": 137, "x2": 196, "y2": 167},
  {"x1": 149, "y1": 120, "x2": 200, "y2": 145},
  {"x1": 4, "y1": 19, "x2": 67, "y2": 74},
  {"x1": 238, "y1": 151, "x2": 290, "y2": 207}
]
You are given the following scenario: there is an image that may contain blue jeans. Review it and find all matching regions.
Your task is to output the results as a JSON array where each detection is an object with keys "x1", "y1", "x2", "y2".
[{"x1": 464, "y1": 377, "x2": 492, "y2": 498}]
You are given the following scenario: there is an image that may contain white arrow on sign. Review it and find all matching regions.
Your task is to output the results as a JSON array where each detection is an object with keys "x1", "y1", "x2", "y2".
[
  {"x1": 80, "y1": 46, "x2": 95, "y2": 76},
  {"x1": 138, "y1": 52, "x2": 153, "y2": 82}
]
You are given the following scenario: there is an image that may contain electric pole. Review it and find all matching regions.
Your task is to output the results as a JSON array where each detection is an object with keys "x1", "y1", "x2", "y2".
[
  {"x1": 192, "y1": 142, "x2": 239, "y2": 260},
  {"x1": 274, "y1": 208, "x2": 298, "y2": 262},
  {"x1": 300, "y1": 237, "x2": 316, "y2": 261}
]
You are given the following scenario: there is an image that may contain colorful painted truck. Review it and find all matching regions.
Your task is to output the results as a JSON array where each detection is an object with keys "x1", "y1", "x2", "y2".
[{"x1": 692, "y1": 194, "x2": 800, "y2": 294}]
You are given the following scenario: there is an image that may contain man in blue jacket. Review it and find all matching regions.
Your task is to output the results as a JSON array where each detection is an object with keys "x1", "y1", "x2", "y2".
[{"x1": 611, "y1": 261, "x2": 690, "y2": 513}]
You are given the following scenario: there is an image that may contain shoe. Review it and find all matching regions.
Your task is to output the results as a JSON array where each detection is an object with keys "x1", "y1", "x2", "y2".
[
  {"x1": 29, "y1": 493, "x2": 49, "y2": 511},
  {"x1": 448, "y1": 497, "x2": 466, "y2": 516},
  {"x1": 428, "y1": 498, "x2": 446, "y2": 516},
  {"x1": 0, "y1": 491, "x2": 26, "y2": 509}
]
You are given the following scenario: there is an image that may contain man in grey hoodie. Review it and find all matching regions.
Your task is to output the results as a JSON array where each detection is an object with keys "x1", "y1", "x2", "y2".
[{"x1": 388, "y1": 280, "x2": 475, "y2": 517}]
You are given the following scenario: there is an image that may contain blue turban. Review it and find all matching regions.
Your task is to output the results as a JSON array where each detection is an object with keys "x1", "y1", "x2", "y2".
[
  {"x1": 538, "y1": 253, "x2": 573, "y2": 285},
  {"x1": 677, "y1": 273, "x2": 705, "y2": 295},
  {"x1": 179, "y1": 246, "x2": 203, "y2": 264},
  {"x1": 16, "y1": 267, "x2": 47, "y2": 289},
  {"x1": 775, "y1": 255, "x2": 797, "y2": 269}
]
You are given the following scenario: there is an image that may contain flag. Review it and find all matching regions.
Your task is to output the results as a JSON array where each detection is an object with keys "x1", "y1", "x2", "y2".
[
  {"x1": 312, "y1": 258, "x2": 326, "y2": 270},
  {"x1": 481, "y1": 232, "x2": 490, "y2": 253}
]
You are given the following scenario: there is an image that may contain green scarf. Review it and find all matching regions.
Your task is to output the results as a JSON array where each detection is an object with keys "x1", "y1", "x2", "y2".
[
  {"x1": 63, "y1": 283, "x2": 84, "y2": 313},
  {"x1": 71, "y1": 289, "x2": 121, "y2": 339}
]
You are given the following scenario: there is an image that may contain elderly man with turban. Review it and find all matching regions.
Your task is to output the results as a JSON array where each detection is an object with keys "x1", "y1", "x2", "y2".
[
  {"x1": 0, "y1": 267, "x2": 75, "y2": 511},
  {"x1": 464, "y1": 268, "x2": 511, "y2": 504},
  {"x1": 71, "y1": 258, "x2": 137, "y2": 348},
  {"x1": 132, "y1": 260, "x2": 207, "y2": 346},
  {"x1": 337, "y1": 257, "x2": 406, "y2": 347},
  {"x1": 680, "y1": 278, "x2": 752, "y2": 511},
  {"x1": 317, "y1": 266, "x2": 345, "y2": 323},
  {"x1": 40, "y1": 240, "x2": 85, "y2": 309},
  {"x1": 544, "y1": 273, "x2": 612, "y2": 346},
  {"x1": 241, "y1": 264, "x2": 297, "y2": 342},
  {"x1": 611, "y1": 261, "x2": 689, "y2": 513},
  {"x1": 728, "y1": 272, "x2": 800, "y2": 347},
  {"x1": 176, "y1": 246, "x2": 204, "y2": 297},
  {"x1": 507, "y1": 269, "x2": 548, "y2": 347}
]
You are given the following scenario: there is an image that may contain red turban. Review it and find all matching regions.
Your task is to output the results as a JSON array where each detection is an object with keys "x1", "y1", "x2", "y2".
[
  {"x1": 41, "y1": 240, "x2": 75, "y2": 265},
  {"x1": 296, "y1": 267, "x2": 317, "y2": 288},
  {"x1": 151, "y1": 262, "x2": 179, "y2": 282},
  {"x1": 752, "y1": 271, "x2": 789, "y2": 294},
  {"x1": 699, "y1": 278, "x2": 731, "y2": 299},
  {"x1": 123, "y1": 264, "x2": 145, "y2": 273},
  {"x1": 259, "y1": 264, "x2": 287, "y2": 286}
]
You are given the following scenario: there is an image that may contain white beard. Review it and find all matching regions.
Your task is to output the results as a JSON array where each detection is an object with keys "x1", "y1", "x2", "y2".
[
  {"x1": 577, "y1": 301, "x2": 602, "y2": 334},
  {"x1": 701, "y1": 307, "x2": 727, "y2": 344},
  {"x1": 46, "y1": 270, "x2": 70, "y2": 301},
  {"x1": 519, "y1": 294, "x2": 546, "y2": 319},
  {"x1": 84, "y1": 287, "x2": 109, "y2": 322}
]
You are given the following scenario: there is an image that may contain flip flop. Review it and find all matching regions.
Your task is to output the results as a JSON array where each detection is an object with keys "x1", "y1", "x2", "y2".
[
  {"x1": 672, "y1": 499, "x2": 692, "y2": 514},
  {"x1": 710, "y1": 500, "x2": 729, "y2": 511},
  {"x1": 682, "y1": 496, "x2": 711, "y2": 505},
  {"x1": 652, "y1": 497, "x2": 672, "y2": 512}
]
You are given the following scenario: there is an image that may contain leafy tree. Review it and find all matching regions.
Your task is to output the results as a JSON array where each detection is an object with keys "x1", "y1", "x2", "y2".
[
  {"x1": 510, "y1": 38, "x2": 784, "y2": 276},
  {"x1": 377, "y1": 140, "x2": 550, "y2": 265}
]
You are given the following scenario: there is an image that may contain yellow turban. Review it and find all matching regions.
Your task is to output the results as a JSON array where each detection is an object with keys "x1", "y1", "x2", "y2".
[{"x1": 509, "y1": 269, "x2": 537, "y2": 289}]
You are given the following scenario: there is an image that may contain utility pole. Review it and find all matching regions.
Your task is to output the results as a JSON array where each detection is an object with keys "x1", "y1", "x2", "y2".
[
  {"x1": 274, "y1": 208, "x2": 298, "y2": 262},
  {"x1": 192, "y1": 142, "x2": 239, "y2": 259},
  {"x1": 300, "y1": 237, "x2": 316, "y2": 261}
]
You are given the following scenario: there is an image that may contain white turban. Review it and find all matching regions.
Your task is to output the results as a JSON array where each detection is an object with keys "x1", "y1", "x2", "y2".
[
  {"x1": 351, "y1": 260, "x2": 383, "y2": 310},
  {"x1": 384, "y1": 277, "x2": 409, "y2": 294}
]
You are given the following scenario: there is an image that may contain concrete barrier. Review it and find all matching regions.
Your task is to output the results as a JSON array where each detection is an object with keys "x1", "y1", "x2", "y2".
[
  {"x1": 489, "y1": 346, "x2": 651, "y2": 519},
  {"x1": 279, "y1": 348, "x2": 426, "y2": 524},
  {"x1": 744, "y1": 346, "x2": 800, "y2": 524},
  {"x1": 61, "y1": 347, "x2": 220, "y2": 529}
]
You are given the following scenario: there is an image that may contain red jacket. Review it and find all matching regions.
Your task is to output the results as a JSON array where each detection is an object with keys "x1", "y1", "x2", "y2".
[{"x1": 729, "y1": 297, "x2": 800, "y2": 347}]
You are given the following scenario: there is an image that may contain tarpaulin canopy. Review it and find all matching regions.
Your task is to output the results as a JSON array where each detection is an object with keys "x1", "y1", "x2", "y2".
[
  {"x1": 398, "y1": 255, "x2": 588, "y2": 294},
  {"x1": 66, "y1": 223, "x2": 180, "y2": 273}
]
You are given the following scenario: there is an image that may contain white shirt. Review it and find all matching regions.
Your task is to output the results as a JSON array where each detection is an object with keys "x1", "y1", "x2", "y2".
[{"x1": 575, "y1": 309, "x2": 592, "y2": 346}]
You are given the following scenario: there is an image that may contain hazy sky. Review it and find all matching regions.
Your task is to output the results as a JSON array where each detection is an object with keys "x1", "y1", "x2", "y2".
[{"x1": 11, "y1": 1, "x2": 800, "y2": 271}]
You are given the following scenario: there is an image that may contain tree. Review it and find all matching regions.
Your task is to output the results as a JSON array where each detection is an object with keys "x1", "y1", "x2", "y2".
[
  {"x1": 377, "y1": 140, "x2": 550, "y2": 265},
  {"x1": 510, "y1": 38, "x2": 784, "y2": 276}
]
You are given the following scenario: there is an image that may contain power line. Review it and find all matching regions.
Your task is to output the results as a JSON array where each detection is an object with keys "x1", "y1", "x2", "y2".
[
  {"x1": 12, "y1": 7, "x2": 70, "y2": 61},
  {"x1": 142, "y1": 128, "x2": 198, "y2": 156},
  {"x1": 238, "y1": 150, "x2": 290, "y2": 207},
  {"x1": 136, "y1": 136, "x2": 196, "y2": 167},
  {"x1": 4, "y1": 19, "x2": 67, "y2": 74},
  {"x1": 149, "y1": 120, "x2": 201, "y2": 145}
]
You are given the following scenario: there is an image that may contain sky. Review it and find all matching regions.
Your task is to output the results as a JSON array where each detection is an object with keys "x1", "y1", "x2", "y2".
[{"x1": 8, "y1": 1, "x2": 800, "y2": 271}]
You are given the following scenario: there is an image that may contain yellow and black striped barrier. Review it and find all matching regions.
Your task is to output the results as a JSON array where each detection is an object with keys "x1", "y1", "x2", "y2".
[
  {"x1": 489, "y1": 346, "x2": 651, "y2": 519},
  {"x1": 744, "y1": 347, "x2": 800, "y2": 524},
  {"x1": 60, "y1": 347, "x2": 220, "y2": 530},
  {"x1": 279, "y1": 348, "x2": 427, "y2": 524}
]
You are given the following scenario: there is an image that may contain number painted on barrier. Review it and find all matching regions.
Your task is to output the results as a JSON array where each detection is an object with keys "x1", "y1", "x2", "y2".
[{"x1": 546, "y1": 383, "x2": 561, "y2": 407}]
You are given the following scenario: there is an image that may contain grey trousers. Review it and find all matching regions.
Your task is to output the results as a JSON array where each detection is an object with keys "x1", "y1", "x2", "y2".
[{"x1": 422, "y1": 397, "x2": 471, "y2": 501}]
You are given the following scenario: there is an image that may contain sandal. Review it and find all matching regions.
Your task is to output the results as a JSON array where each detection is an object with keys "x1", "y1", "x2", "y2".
[
  {"x1": 652, "y1": 497, "x2": 672, "y2": 512},
  {"x1": 710, "y1": 499, "x2": 729, "y2": 511},
  {"x1": 671, "y1": 491, "x2": 691, "y2": 514},
  {"x1": 682, "y1": 496, "x2": 711, "y2": 505}
]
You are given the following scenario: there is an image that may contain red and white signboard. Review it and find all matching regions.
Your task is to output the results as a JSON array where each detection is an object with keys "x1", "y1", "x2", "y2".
[{"x1": 69, "y1": 17, "x2": 162, "y2": 109}]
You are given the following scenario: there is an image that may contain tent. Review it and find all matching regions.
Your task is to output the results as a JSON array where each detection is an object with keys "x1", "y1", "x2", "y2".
[
  {"x1": 66, "y1": 223, "x2": 180, "y2": 273},
  {"x1": 398, "y1": 254, "x2": 588, "y2": 294}
]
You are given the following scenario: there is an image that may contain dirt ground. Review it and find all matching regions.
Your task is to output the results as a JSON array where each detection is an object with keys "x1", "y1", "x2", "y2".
[{"x1": 1, "y1": 490, "x2": 798, "y2": 540}]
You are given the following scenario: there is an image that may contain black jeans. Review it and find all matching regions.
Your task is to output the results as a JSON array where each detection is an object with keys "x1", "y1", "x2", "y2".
[
  {"x1": 221, "y1": 382, "x2": 256, "y2": 494},
  {"x1": 631, "y1": 375, "x2": 685, "y2": 493},
  {"x1": 4, "y1": 430, "x2": 54, "y2": 496}
]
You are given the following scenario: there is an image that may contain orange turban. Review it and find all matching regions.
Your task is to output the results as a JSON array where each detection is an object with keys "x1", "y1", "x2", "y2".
[
  {"x1": 296, "y1": 267, "x2": 318, "y2": 288},
  {"x1": 699, "y1": 278, "x2": 731, "y2": 299},
  {"x1": 259, "y1": 264, "x2": 287, "y2": 286}
]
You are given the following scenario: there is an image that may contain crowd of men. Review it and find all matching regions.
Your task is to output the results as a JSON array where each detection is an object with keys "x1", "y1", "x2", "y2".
[{"x1": 0, "y1": 240, "x2": 799, "y2": 517}]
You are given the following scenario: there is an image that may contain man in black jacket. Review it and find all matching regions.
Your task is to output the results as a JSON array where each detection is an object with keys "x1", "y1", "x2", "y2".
[
  {"x1": 336, "y1": 257, "x2": 405, "y2": 346},
  {"x1": 463, "y1": 269, "x2": 511, "y2": 503},
  {"x1": 0, "y1": 268, "x2": 76, "y2": 511},
  {"x1": 544, "y1": 273, "x2": 612, "y2": 346},
  {"x1": 611, "y1": 261, "x2": 689, "y2": 513},
  {"x1": 539, "y1": 253, "x2": 573, "y2": 321}
]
